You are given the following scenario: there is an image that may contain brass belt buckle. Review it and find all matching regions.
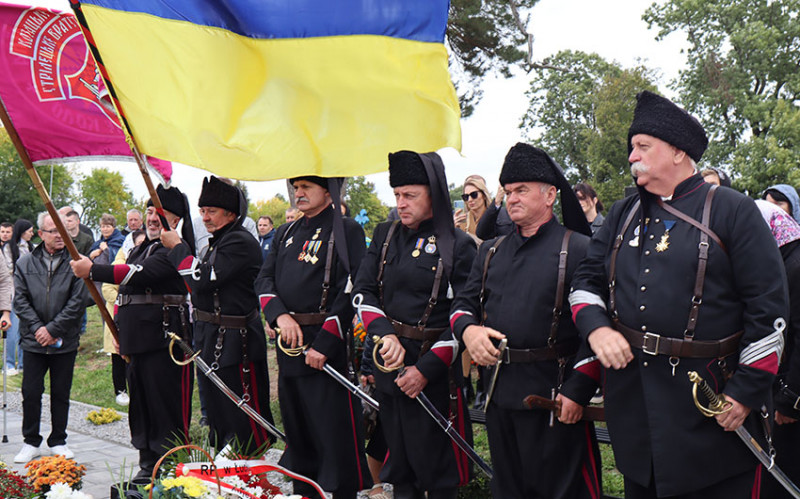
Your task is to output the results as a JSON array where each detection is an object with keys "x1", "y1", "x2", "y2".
[{"x1": 642, "y1": 332, "x2": 661, "y2": 356}]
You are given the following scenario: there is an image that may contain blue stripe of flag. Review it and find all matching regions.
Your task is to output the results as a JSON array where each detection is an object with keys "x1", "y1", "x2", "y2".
[{"x1": 77, "y1": 0, "x2": 449, "y2": 43}]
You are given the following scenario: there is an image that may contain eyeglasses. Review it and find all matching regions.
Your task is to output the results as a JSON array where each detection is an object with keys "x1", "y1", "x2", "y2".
[
  {"x1": 40, "y1": 229, "x2": 59, "y2": 234},
  {"x1": 461, "y1": 191, "x2": 481, "y2": 202}
]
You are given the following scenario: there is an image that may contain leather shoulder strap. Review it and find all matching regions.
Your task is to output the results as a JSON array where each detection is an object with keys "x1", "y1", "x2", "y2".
[
  {"x1": 377, "y1": 220, "x2": 401, "y2": 307},
  {"x1": 549, "y1": 230, "x2": 572, "y2": 345},
  {"x1": 480, "y1": 235, "x2": 507, "y2": 324}
]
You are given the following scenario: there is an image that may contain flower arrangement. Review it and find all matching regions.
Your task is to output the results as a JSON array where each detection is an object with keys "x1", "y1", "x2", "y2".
[
  {"x1": 25, "y1": 455, "x2": 86, "y2": 494},
  {"x1": 0, "y1": 461, "x2": 35, "y2": 498},
  {"x1": 43, "y1": 482, "x2": 92, "y2": 499},
  {"x1": 146, "y1": 475, "x2": 220, "y2": 499},
  {"x1": 86, "y1": 407, "x2": 122, "y2": 425}
]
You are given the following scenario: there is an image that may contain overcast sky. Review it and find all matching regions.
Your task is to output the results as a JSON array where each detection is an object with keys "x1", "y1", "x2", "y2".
[{"x1": 9, "y1": 0, "x2": 689, "y2": 210}]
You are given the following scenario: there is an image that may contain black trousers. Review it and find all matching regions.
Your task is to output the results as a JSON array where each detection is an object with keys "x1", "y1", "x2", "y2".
[
  {"x1": 200, "y1": 359, "x2": 274, "y2": 454},
  {"x1": 112, "y1": 353, "x2": 127, "y2": 394},
  {"x1": 278, "y1": 372, "x2": 372, "y2": 496},
  {"x1": 761, "y1": 420, "x2": 800, "y2": 499},
  {"x1": 624, "y1": 465, "x2": 761, "y2": 498},
  {"x1": 485, "y1": 404, "x2": 602, "y2": 499},
  {"x1": 21, "y1": 350, "x2": 77, "y2": 447},
  {"x1": 376, "y1": 387, "x2": 471, "y2": 491},
  {"x1": 127, "y1": 349, "x2": 193, "y2": 464}
]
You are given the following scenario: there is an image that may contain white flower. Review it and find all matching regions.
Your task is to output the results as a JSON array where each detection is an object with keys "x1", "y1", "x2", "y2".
[{"x1": 44, "y1": 482, "x2": 92, "y2": 499}]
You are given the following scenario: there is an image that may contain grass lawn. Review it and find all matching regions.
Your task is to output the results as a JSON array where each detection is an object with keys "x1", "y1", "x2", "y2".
[{"x1": 1, "y1": 307, "x2": 625, "y2": 497}]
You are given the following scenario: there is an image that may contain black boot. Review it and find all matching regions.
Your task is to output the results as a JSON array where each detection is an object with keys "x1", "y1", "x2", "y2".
[
  {"x1": 393, "y1": 483, "x2": 425, "y2": 499},
  {"x1": 133, "y1": 449, "x2": 160, "y2": 481},
  {"x1": 426, "y1": 488, "x2": 458, "y2": 499},
  {"x1": 473, "y1": 366, "x2": 486, "y2": 410}
]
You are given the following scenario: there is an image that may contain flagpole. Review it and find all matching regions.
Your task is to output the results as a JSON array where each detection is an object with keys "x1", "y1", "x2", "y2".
[
  {"x1": 0, "y1": 97, "x2": 123, "y2": 350},
  {"x1": 68, "y1": 0, "x2": 171, "y2": 231}
]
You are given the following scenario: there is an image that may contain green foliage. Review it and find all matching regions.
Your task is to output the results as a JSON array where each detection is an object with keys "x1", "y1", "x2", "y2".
[
  {"x1": 249, "y1": 195, "x2": 291, "y2": 227},
  {"x1": 76, "y1": 167, "x2": 137, "y2": 228},
  {"x1": 521, "y1": 51, "x2": 657, "y2": 206},
  {"x1": 449, "y1": 183, "x2": 464, "y2": 205},
  {"x1": 345, "y1": 176, "x2": 389, "y2": 236},
  {"x1": 448, "y1": 0, "x2": 536, "y2": 116},
  {"x1": 644, "y1": 0, "x2": 800, "y2": 196},
  {"x1": 0, "y1": 129, "x2": 74, "y2": 224}
]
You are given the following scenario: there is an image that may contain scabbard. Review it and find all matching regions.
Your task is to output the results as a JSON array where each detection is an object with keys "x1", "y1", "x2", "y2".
[{"x1": 523, "y1": 394, "x2": 605, "y2": 422}]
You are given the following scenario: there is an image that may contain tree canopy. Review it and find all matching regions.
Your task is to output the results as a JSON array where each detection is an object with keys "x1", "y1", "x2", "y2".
[
  {"x1": 520, "y1": 50, "x2": 658, "y2": 206},
  {"x1": 0, "y1": 129, "x2": 74, "y2": 225},
  {"x1": 249, "y1": 194, "x2": 290, "y2": 227},
  {"x1": 76, "y1": 167, "x2": 137, "y2": 229},
  {"x1": 345, "y1": 176, "x2": 390, "y2": 235},
  {"x1": 644, "y1": 0, "x2": 800, "y2": 195}
]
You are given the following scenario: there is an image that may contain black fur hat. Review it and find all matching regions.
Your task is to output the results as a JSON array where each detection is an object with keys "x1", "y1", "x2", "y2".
[
  {"x1": 198, "y1": 176, "x2": 240, "y2": 215},
  {"x1": 389, "y1": 151, "x2": 430, "y2": 187},
  {"x1": 627, "y1": 91, "x2": 708, "y2": 162},
  {"x1": 498, "y1": 143, "x2": 591, "y2": 237},
  {"x1": 147, "y1": 185, "x2": 186, "y2": 218},
  {"x1": 290, "y1": 176, "x2": 329, "y2": 190},
  {"x1": 499, "y1": 143, "x2": 560, "y2": 186}
]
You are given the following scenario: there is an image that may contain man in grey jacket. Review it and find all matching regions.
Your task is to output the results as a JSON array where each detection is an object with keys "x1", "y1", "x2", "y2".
[{"x1": 13, "y1": 212, "x2": 87, "y2": 463}]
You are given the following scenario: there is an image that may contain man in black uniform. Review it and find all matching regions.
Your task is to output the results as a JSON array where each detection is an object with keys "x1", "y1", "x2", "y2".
[
  {"x1": 569, "y1": 91, "x2": 788, "y2": 498},
  {"x1": 450, "y1": 143, "x2": 600, "y2": 499},
  {"x1": 256, "y1": 176, "x2": 369, "y2": 499},
  {"x1": 351, "y1": 151, "x2": 476, "y2": 499},
  {"x1": 71, "y1": 185, "x2": 195, "y2": 478},
  {"x1": 162, "y1": 176, "x2": 275, "y2": 455}
]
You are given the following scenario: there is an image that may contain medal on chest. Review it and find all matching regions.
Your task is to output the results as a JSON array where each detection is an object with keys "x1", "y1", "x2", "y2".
[
  {"x1": 425, "y1": 235, "x2": 437, "y2": 254},
  {"x1": 311, "y1": 228, "x2": 321, "y2": 240},
  {"x1": 298, "y1": 240, "x2": 310, "y2": 261},
  {"x1": 285, "y1": 236, "x2": 293, "y2": 248},
  {"x1": 412, "y1": 238, "x2": 424, "y2": 258},
  {"x1": 628, "y1": 218, "x2": 650, "y2": 247},
  {"x1": 655, "y1": 220, "x2": 676, "y2": 253},
  {"x1": 308, "y1": 240, "x2": 322, "y2": 264}
]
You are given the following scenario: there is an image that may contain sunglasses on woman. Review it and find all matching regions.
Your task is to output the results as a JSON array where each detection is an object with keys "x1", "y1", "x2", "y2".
[{"x1": 461, "y1": 191, "x2": 481, "y2": 202}]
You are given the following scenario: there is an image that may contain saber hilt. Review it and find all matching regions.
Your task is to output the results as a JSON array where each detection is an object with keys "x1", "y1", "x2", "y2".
[
  {"x1": 167, "y1": 332, "x2": 286, "y2": 442},
  {"x1": 372, "y1": 335, "x2": 403, "y2": 373},
  {"x1": 688, "y1": 371, "x2": 732, "y2": 417}
]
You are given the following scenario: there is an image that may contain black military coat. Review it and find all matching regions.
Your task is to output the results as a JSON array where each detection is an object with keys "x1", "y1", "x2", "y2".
[
  {"x1": 450, "y1": 216, "x2": 597, "y2": 410},
  {"x1": 351, "y1": 218, "x2": 476, "y2": 395},
  {"x1": 256, "y1": 205, "x2": 366, "y2": 377},
  {"x1": 91, "y1": 237, "x2": 190, "y2": 355},
  {"x1": 169, "y1": 221, "x2": 267, "y2": 368},
  {"x1": 570, "y1": 174, "x2": 789, "y2": 496}
]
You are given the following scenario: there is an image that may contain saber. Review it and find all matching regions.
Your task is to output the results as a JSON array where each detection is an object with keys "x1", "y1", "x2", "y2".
[
  {"x1": 275, "y1": 329, "x2": 380, "y2": 411},
  {"x1": 523, "y1": 394, "x2": 605, "y2": 422},
  {"x1": 412, "y1": 374, "x2": 494, "y2": 479},
  {"x1": 484, "y1": 338, "x2": 507, "y2": 413},
  {"x1": 688, "y1": 371, "x2": 800, "y2": 498},
  {"x1": 167, "y1": 333, "x2": 286, "y2": 443},
  {"x1": 372, "y1": 336, "x2": 494, "y2": 479}
]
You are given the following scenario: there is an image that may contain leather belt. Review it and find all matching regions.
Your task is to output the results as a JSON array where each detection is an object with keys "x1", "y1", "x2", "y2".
[
  {"x1": 501, "y1": 337, "x2": 580, "y2": 364},
  {"x1": 616, "y1": 321, "x2": 742, "y2": 359},
  {"x1": 117, "y1": 294, "x2": 187, "y2": 306},
  {"x1": 194, "y1": 309, "x2": 260, "y2": 328},
  {"x1": 389, "y1": 319, "x2": 445, "y2": 342},
  {"x1": 290, "y1": 312, "x2": 328, "y2": 326}
]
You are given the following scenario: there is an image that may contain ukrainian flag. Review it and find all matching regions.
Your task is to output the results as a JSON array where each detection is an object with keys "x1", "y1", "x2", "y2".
[{"x1": 72, "y1": 0, "x2": 461, "y2": 180}]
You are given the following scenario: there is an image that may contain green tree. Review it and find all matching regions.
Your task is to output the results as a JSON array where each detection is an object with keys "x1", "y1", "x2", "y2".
[
  {"x1": 448, "y1": 0, "x2": 533, "y2": 115},
  {"x1": 345, "y1": 176, "x2": 389, "y2": 236},
  {"x1": 0, "y1": 129, "x2": 74, "y2": 224},
  {"x1": 644, "y1": 0, "x2": 800, "y2": 195},
  {"x1": 77, "y1": 167, "x2": 136, "y2": 228},
  {"x1": 584, "y1": 67, "x2": 659, "y2": 204},
  {"x1": 520, "y1": 51, "x2": 657, "y2": 206},
  {"x1": 250, "y1": 194, "x2": 291, "y2": 227}
]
